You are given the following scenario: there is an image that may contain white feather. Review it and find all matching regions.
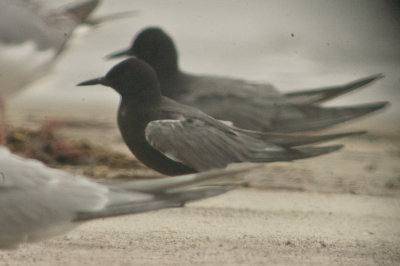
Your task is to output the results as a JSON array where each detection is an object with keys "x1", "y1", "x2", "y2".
[{"x1": 0, "y1": 41, "x2": 56, "y2": 96}]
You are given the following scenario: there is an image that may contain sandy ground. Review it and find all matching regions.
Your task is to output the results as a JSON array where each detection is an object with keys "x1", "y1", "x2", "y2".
[{"x1": 1, "y1": 111, "x2": 399, "y2": 265}]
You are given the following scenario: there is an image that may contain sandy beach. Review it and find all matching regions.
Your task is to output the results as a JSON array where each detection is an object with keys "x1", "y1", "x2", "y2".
[
  {"x1": 0, "y1": 110, "x2": 399, "y2": 265},
  {"x1": 1, "y1": 190, "x2": 399, "y2": 266}
]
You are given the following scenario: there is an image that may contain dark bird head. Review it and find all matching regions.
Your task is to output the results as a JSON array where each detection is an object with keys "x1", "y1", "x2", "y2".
[
  {"x1": 106, "y1": 27, "x2": 179, "y2": 79},
  {"x1": 78, "y1": 58, "x2": 162, "y2": 101}
]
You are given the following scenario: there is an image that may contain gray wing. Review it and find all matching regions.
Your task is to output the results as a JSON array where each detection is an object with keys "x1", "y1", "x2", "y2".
[
  {"x1": 144, "y1": 117, "x2": 343, "y2": 172},
  {"x1": 184, "y1": 89, "x2": 388, "y2": 133},
  {"x1": 179, "y1": 74, "x2": 289, "y2": 131},
  {"x1": 234, "y1": 129, "x2": 366, "y2": 148},
  {"x1": 0, "y1": 147, "x2": 252, "y2": 248},
  {"x1": 179, "y1": 74, "x2": 388, "y2": 132},
  {"x1": 0, "y1": 0, "x2": 103, "y2": 52},
  {"x1": 75, "y1": 165, "x2": 256, "y2": 221},
  {"x1": 266, "y1": 102, "x2": 389, "y2": 133},
  {"x1": 0, "y1": 0, "x2": 80, "y2": 51},
  {"x1": 0, "y1": 147, "x2": 151, "y2": 248},
  {"x1": 283, "y1": 74, "x2": 384, "y2": 104}
]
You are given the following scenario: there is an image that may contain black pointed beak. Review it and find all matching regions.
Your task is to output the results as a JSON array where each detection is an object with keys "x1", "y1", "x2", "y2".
[
  {"x1": 105, "y1": 48, "x2": 132, "y2": 60},
  {"x1": 77, "y1": 77, "x2": 110, "y2": 86}
]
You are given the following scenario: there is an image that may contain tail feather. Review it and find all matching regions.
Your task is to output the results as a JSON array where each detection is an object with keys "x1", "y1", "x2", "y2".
[
  {"x1": 164, "y1": 186, "x2": 236, "y2": 203},
  {"x1": 239, "y1": 129, "x2": 366, "y2": 147},
  {"x1": 74, "y1": 186, "x2": 235, "y2": 222},
  {"x1": 74, "y1": 198, "x2": 181, "y2": 221},
  {"x1": 294, "y1": 145, "x2": 344, "y2": 159},
  {"x1": 54, "y1": 0, "x2": 137, "y2": 26},
  {"x1": 55, "y1": 0, "x2": 100, "y2": 23},
  {"x1": 110, "y1": 166, "x2": 255, "y2": 193},
  {"x1": 284, "y1": 74, "x2": 384, "y2": 104},
  {"x1": 271, "y1": 101, "x2": 389, "y2": 132},
  {"x1": 251, "y1": 144, "x2": 343, "y2": 163},
  {"x1": 74, "y1": 167, "x2": 254, "y2": 221},
  {"x1": 264, "y1": 131, "x2": 365, "y2": 147},
  {"x1": 84, "y1": 10, "x2": 139, "y2": 25}
]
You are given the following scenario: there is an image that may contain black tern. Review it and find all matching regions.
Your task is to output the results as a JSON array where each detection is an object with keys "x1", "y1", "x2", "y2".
[
  {"x1": 78, "y1": 58, "x2": 364, "y2": 176},
  {"x1": 107, "y1": 27, "x2": 388, "y2": 133}
]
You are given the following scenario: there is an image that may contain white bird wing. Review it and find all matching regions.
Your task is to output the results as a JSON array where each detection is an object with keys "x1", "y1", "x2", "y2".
[
  {"x1": 0, "y1": 147, "x2": 151, "y2": 248},
  {"x1": 0, "y1": 147, "x2": 253, "y2": 248}
]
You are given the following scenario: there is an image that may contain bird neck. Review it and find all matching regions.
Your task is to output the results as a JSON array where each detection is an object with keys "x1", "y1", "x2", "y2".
[
  {"x1": 121, "y1": 90, "x2": 162, "y2": 107},
  {"x1": 154, "y1": 61, "x2": 179, "y2": 81}
]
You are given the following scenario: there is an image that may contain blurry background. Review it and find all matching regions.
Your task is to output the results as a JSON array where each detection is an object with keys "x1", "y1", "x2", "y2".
[{"x1": 9, "y1": 0, "x2": 400, "y2": 134}]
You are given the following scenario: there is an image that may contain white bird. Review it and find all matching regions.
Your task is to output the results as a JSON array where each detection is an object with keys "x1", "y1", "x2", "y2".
[
  {"x1": 0, "y1": 146, "x2": 251, "y2": 249},
  {"x1": 0, "y1": 0, "x2": 99, "y2": 143},
  {"x1": 0, "y1": 0, "x2": 102, "y2": 97},
  {"x1": 0, "y1": 0, "x2": 135, "y2": 142}
]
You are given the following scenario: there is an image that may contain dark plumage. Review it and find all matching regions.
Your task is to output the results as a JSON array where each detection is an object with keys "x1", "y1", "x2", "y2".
[
  {"x1": 78, "y1": 58, "x2": 363, "y2": 176},
  {"x1": 106, "y1": 27, "x2": 389, "y2": 132}
]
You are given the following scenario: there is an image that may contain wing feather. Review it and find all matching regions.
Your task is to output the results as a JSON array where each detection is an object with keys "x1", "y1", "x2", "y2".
[{"x1": 144, "y1": 117, "x2": 342, "y2": 171}]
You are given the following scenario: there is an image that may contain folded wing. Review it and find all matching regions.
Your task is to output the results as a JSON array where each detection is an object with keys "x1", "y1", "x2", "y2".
[{"x1": 145, "y1": 118, "x2": 343, "y2": 171}]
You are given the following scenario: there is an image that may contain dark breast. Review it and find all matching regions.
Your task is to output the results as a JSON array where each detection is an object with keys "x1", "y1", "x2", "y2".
[{"x1": 117, "y1": 103, "x2": 196, "y2": 176}]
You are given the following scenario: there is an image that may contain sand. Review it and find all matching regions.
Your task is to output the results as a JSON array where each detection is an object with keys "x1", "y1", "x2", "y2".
[
  {"x1": 1, "y1": 190, "x2": 399, "y2": 265},
  {"x1": 0, "y1": 111, "x2": 399, "y2": 265}
]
